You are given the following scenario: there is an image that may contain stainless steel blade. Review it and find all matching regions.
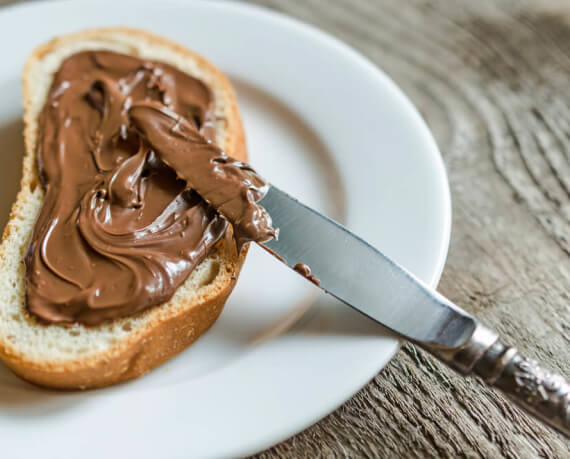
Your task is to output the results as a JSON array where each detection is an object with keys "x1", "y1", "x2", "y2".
[
  {"x1": 259, "y1": 186, "x2": 475, "y2": 350},
  {"x1": 258, "y1": 186, "x2": 570, "y2": 436}
]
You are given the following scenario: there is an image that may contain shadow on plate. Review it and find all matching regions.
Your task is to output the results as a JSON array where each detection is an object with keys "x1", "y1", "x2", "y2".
[
  {"x1": 209, "y1": 294, "x2": 393, "y2": 343},
  {"x1": 0, "y1": 363, "x2": 83, "y2": 415},
  {"x1": 290, "y1": 296, "x2": 398, "y2": 339}
]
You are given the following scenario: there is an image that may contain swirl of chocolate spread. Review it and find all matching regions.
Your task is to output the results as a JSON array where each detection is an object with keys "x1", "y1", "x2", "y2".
[{"x1": 25, "y1": 50, "x2": 275, "y2": 325}]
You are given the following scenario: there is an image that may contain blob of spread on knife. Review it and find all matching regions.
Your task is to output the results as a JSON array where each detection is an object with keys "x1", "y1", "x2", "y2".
[
  {"x1": 25, "y1": 50, "x2": 276, "y2": 326},
  {"x1": 293, "y1": 263, "x2": 321, "y2": 286}
]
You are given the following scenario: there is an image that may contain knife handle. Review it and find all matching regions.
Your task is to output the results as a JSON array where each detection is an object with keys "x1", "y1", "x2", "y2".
[{"x1": 425, "y1": 324, "x2": 570, "y2": 437}]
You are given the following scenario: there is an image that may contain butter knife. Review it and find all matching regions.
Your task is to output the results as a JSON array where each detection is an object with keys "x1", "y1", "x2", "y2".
[{"x1": 258, "y1": 186, "x2": 570, "y2": 437}]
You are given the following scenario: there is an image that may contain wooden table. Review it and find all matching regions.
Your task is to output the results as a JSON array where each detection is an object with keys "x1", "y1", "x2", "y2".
[
  {"x1": 1, "y1": 0, "x2": 567, "y2": 456},
  {"x1": 240, "y1": 0, "x2": 569, "y2": 457}
]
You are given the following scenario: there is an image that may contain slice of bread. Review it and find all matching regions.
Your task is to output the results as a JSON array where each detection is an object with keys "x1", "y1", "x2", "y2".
[{"x1": 0, "y1": 28, "x2": 248, "y2": 389}]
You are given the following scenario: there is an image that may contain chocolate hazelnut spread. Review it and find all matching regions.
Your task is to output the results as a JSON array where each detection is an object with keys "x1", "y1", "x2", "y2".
[
  {"x1": 293, "y1": 263, "x2": 320, "y2": 286},
  {"x1": 25, "y1": 50, "x2": 275, "y2": 326}
]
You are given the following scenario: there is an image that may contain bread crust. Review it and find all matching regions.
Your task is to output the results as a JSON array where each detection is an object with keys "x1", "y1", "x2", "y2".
[{"x1": 0, "y1": 28, "x2": 248, "y2": 389}]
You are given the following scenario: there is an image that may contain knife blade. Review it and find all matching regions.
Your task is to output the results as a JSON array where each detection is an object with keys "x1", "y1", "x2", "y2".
[{"x1": 258, "y1": 186, "x2": 570, "y2": 437}]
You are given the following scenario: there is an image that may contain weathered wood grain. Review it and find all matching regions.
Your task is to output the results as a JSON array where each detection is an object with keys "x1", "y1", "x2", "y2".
[{"x1": 238, "y1": 0, "x2": 570, "y2": 457}]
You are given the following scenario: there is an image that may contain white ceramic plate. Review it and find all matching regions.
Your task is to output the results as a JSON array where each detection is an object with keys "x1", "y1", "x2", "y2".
[{"x1": 0, "y1": 1, "x2": 451, "y2": 457}]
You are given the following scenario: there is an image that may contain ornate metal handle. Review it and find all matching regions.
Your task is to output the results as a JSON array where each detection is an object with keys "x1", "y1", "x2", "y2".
[{"x1": 424, "y1": 324, "x2": 570, "y2": 437}]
